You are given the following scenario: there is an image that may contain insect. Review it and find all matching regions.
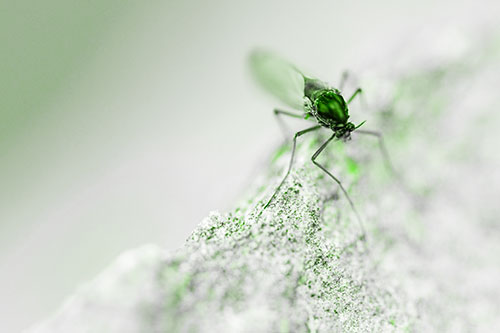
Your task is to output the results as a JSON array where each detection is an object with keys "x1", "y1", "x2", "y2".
[{"x1": 250, "y1": 50, "x2": 396, "y2": 239}]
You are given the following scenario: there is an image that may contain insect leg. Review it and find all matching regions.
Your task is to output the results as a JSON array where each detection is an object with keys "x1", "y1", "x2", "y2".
[
  {"x1": 347, "y1": 87, "x2": 368, "y2": 111},
  {"x1": 339, "y1": 71, "x2": 349, "y2": 91},
  {"x1": 311, "y1": 134, "x2": 366, "y2": 239},
  {"x1": 353, "y1": 129, "x2": 424, "y2": 218},
  {"x1": 347, "y1": 88, "x2": 363, "y2": 104},
  {"x1": 355, "y1": 130, "x2": 397, "y2": 176},
  {"x1": 355, "y1": 129, "x2": 416, "y2": 202},
  {"x1": 261, "y1": 125, "x2": 321, "y2": 212},
  {"x1": 320, "y1": 189, "x2": 340, "y2": 223},
  {"x1": 274, "y1": 109, "x2": 306, "y2": 141}
]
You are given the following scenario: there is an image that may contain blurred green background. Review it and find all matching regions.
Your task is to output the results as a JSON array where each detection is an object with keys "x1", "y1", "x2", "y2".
[{"x1": 1, "y1": 0, "x2": 497, "y2": 331}]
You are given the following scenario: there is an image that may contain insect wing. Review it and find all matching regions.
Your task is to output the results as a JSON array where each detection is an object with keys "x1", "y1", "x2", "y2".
[{"x1": 249, "y1": 50, "x2": 305, "y2": 110}]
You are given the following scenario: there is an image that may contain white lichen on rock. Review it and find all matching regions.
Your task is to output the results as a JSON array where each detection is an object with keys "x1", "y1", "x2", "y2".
[{"x1": 29, "y1": 30, "x2": 500, "y2": 333}]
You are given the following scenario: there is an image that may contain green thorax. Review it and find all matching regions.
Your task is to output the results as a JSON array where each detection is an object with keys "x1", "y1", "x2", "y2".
[{"x1": 303, "y1": 78, "x2": 350, "y2": 129}]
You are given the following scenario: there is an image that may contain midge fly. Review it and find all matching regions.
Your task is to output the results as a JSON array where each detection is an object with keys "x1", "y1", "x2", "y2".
[{"x1": 250, "y1": 50, "x2": 396, "y2": 239}]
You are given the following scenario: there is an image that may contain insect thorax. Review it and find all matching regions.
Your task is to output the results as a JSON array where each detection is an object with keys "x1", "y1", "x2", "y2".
[{"x1": 305, "y1": 87, "x2": 350, "y2": 123}]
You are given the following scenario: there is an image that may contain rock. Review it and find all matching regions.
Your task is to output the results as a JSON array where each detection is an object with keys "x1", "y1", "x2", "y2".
[{"x1": 29, "y1": 30, "x2": 500, "y2": 332}]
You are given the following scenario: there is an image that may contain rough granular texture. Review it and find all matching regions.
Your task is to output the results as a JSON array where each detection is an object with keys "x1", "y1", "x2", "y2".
[
  {"x1": 155, "y1": 163, "x2": 413, "y2": 332},
  {"x1": 30, "y1": 30, "x2": 500, "y2": 333}
]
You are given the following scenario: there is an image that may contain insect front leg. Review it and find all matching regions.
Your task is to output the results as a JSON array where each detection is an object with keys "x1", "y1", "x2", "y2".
[
  {"x1": 347, "y1": 87, "x2": 368, "y2": 111},
  {"x1": 273, "y1": 108, "x2": 306, "y2": 141},
  {"x1": 260, "y1": 125, "x2": 321, "y2": 212},
  {"x1": 311, "y1": 134, "x2": 366, "y2": 240},
  {"x1": 347, "y1": 88, "x2": 363, "y2": 104}
]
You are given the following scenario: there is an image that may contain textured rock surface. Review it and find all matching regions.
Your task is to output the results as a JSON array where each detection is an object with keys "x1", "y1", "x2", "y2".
[{"x1": 30, "y1": 30, "x2": 500, "y2": 332}]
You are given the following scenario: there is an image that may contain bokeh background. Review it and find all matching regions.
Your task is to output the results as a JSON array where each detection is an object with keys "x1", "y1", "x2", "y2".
[{"x1": 1, "y1": 0, "x2": 498, "y2": 331}]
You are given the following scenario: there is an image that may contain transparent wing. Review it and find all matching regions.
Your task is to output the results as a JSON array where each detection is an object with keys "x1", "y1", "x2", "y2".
[{"x1": 249, "y1": 49, "x2": 306, "y2": 110}]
